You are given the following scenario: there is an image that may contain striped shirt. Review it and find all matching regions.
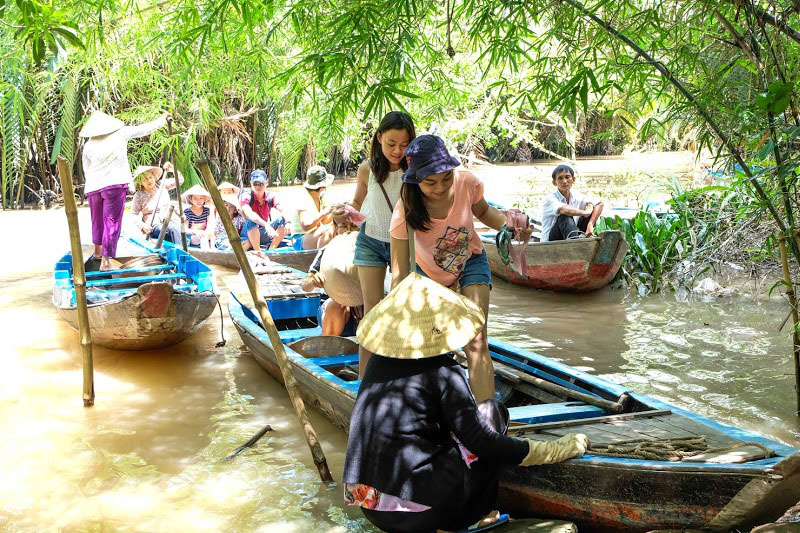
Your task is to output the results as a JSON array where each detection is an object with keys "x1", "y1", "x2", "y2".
[{"x1": 184, "y1": 206, "x2": 210, "y2": 229}]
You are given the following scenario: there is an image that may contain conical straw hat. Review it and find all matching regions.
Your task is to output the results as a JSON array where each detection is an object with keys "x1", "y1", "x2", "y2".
[
  {"x1": 218, "y1": 181, "x2": 241, "y2": 195},
  {"x1": 319, "y1": 232, "x2": 362, "y2": 307},
  {"x1": 220, "y1": 193, "x2": 240, "y2": 208},
  {"x1": 133, "y1": 165, "x2": 164, "y2": 179},
  {"x1": 79, "y1": 110, "x2": 124, "y2": 138},
  {"x1": 357, "y1": 273, "x2": 485, "y2": 359},
  {"x1": 182, "y1": 184, "x2": 211, "y2": 203}
]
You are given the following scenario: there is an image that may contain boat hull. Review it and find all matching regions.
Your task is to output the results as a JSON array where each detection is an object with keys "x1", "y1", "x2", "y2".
[
  {"x1": 228, "y1": 297, "x2": 800, "y2": 531},
  {"x1": 483, "y1": 230, "x2": 628, "y2": 292},
  {"x1": 57, "y1": 282, "x2": 217, "y2": 350},
  {"x1": 188, "y1": 247, "x2": 318, "y2": 272}
]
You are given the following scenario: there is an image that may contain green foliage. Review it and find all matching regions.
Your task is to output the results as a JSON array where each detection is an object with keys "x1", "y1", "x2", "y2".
[
  {"x1": 50, "y1": 72, "x2": 80, "y2": 170},
  {"x1": 598, "y1": 210, "x2": 708, "y2": 294}
]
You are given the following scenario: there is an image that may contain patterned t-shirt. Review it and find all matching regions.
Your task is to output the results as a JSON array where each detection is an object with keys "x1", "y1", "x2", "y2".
[{"x1": 390, "y1": 170, "x2": 484, "y2": 287}]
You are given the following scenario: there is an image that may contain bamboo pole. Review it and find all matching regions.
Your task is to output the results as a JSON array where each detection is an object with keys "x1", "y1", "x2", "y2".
[
  {"x1": 168, "y1": 118, "x2": 188, "y2": 251},
  {"x1": 197, "y1": 160, "x2": 333, "y2": 482},
  {"x1": 56, "y1": 156, "x2": 95, "y2": 407},
  {"x1": 154, "y1": 205, "x2": 174, "y2": 250},
  {"x1": 778, "y1": 232, "x2": 800, "y2": 416}
]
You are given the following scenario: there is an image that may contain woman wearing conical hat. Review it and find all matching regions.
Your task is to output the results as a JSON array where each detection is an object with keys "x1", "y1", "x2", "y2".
[
  {"x1": 80, "y1": 110, "x2": 169, "y2": 270},
  {"x1": 343, "y1": 274, "x2": 588, "y2": 533},
  {"x1": 130, "y1": 162, "x2": 184, "y2": 244}
]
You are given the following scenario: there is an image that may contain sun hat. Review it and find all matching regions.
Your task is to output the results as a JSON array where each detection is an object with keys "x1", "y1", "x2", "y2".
[
  {"x1": 220, "y1": 193, "x2": 240, "y2": 209},
  {"x1": 132, "y1": 165, "x2": 164, "y2": 189},
  {"x1": 79, "y1": 110, "x2": 125, "y2": 138},
  {"x1": 402, "y1": 134, "x2": 461, "y2": 184},
  {"x1": 218, "y1": 181, "x2": 241, "y2": 195},
  {"x1": 357, "y1": 273, "x2": 485, "y2": 359},
  {"x1": 319, "y1": 232, "x2": 362, "y2": 307},
  {"x1": 303, "y1": 165, "x2": 335, "y2": 190},
  {"x1": 250, "y1": 170, "x2": 268, "y2": 185},
  {"x1": 182, "y1": 184, "x2": 211, "y2": 204}
]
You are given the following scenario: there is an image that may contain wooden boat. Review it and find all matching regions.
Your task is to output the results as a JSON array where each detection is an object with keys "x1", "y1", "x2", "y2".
[
  {"x1": 229, "y1": 271, "x2": 800, "y2": 532},
  {"x1": 53, "y1": 238, "x2": 217, "y2": 350},
  {"x1": 481, "y1": 230, "x2": 628, "y2": 292},
  {"x1": 165, "y1": 237, "x2": 318, "y2": 273}
]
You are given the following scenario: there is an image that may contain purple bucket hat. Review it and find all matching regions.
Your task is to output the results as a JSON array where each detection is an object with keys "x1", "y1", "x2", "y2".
[{"x1": 402, "y1": 135, "x2": 461, "y2": 184}]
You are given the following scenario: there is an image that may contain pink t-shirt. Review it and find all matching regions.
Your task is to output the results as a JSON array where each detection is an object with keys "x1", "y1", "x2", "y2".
[{"x1": 390, "y1": 170, "x2": 485, "y2": 287}]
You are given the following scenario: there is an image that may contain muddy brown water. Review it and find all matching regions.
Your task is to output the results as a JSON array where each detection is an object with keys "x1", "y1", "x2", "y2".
[{"x1": 2, "y1": 154, "x2": 796, "y2": 531}]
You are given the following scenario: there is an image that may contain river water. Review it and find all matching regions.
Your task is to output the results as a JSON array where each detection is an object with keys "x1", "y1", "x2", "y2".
[{"x1": 1, "y1": 155, "x2": 796, "y2": 532}]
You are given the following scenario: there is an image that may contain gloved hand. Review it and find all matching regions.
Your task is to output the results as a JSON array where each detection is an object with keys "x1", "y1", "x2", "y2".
[{"x1": 520, "y1": 433, "x2": 589, "y2": 466}]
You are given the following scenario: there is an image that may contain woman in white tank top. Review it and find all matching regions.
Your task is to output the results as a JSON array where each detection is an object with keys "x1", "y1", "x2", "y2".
[{"x1": 333, "y1": 111, "x2": 416, "y2": 376}]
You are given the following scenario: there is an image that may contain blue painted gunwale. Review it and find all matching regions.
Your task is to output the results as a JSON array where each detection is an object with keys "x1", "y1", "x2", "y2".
[{"x1": 228, "y1": 295, "x2": 796, "y2": 474}]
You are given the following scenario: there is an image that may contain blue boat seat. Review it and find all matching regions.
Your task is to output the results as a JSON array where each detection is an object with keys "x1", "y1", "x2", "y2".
[
  {"x1": 86, "y1": 273, "x2": 187, "y2": 288},
  {"x1": 310, "y1": 354, "x2": 359, "y2": 368},
  {"x1": 85, "y1": 264, "x2": 175, "y2": 278},
  {"x1": 509, "y1": 402, "x2": 607, "y2": 424}
]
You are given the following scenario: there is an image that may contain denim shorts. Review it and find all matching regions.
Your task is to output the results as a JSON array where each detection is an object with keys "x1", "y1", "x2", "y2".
[
  {"x1": 417, "y1": 249, "x2": 492, "y2": 289},
  {"x1": 353, "y1": 223, "x2": 392, "y2": 268},
  {"x1": 241, "y1": 216, "x2": 286, "y2": 246}
]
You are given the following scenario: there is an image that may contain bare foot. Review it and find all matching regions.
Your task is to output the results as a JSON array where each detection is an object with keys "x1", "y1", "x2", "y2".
[{"x1": 99, "y1": 257, "x2": 114, "y2": 271}]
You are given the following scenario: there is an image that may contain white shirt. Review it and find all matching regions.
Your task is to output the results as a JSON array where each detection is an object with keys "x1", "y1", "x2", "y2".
[
  {"x1": 361, "y1": 168, "x2": 403, "y2": 242},
  {"x1": 81, "y1": 116, "x2": 167, "y2": 195},
  {"x1": 539, "y1": 189, "x2": 593, "y2": 242}
]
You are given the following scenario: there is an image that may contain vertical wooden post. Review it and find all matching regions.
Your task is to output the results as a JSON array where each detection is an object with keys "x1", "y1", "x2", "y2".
[
  {"x1": 779, "y1": 232, "x2": 800, "y2": 416},
  {"x1": 167, "y1": 118, "x2": 188, "y2": 251},
  {"x1": 57, "y1": 156, "x2": 95, "y2": 407},
  {"x1": 198, "y1": 160, "x2": 333, "y2": 482}
]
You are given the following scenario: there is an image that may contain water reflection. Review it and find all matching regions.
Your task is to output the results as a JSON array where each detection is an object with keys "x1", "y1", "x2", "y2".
[{"x1": 490, "y1": 280, "x2": 800, "y2": 445}]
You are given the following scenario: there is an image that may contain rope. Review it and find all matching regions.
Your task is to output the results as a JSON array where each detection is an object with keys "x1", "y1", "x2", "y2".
[
  {"x1": 588, "y1": 436, "x2": 774, "y2": 462},
  {"x1": 213, "y1": 294, "x2": 227, "y2": 348}
]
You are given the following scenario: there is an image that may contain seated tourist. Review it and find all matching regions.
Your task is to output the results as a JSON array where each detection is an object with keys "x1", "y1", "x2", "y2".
[
  {"x1": 540, "y1": 164, "x2": 604, "y2": 242},
  {"x1": 239, "y1": 169, "x2": 289, "y2": 251},
  {"x1": 130, "y1": 162, "x2": 183, "y2": 244},
  {"x1": 292, "y1": 165, "x2": 336, "y2": 250},
  {"x1": 213, "y1": 194, "x2": 247, "y2": 250},
  {"x1": 343, "y1": 273, "x2": 589, "y2": 533},
  {"x1": 182, "y1": 184, "x2": 214, "y2": 249}
]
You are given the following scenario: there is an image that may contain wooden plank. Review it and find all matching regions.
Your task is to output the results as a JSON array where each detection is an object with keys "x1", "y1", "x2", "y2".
[
  {"x1": 510, "y1": 409, "x2": 671, "y2": 434},
  {"x1": 86, "y1": 273, "x2": 185, "y2": 287},
  {"x1": 537, "y1": 425, "x2": 639, "y2": 445}
]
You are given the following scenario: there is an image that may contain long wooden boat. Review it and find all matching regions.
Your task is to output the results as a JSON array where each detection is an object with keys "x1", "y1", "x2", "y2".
[
  {"x1": 53, "y1": 238, "x2": 217, "y2": 350},
  {"x1": 179, "y1": 240, "x2": 318, "y2": 272},
  {"x1": 481, "y1": 230, "x2": 628, "y2": 292},
  {"x1": 229, "y1": 272, "x2": 800, "y2": 532}
]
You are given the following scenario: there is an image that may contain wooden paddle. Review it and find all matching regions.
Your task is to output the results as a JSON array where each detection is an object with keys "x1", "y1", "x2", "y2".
[{"x1": 198, "y1": 160, "x2": 333, "y2": 482}]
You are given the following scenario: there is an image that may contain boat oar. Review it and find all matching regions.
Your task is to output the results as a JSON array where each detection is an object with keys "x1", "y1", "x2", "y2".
[
  {"x1": 168, "y1": 117, "x2": 188, "y2": 251},
  {"x1": 154, "y1": 205, "x2": 174, "y2": 250},
  {"x1": 493, "y1": 359, "x2": 629, "y2": 414},
  {"x1": 145, "y1": 163, "x2": 169, "y2": 242},
  {"x1": 198, "y1": 160, "x2": 334, "y2": 482},
  {"x1": 56, "y1": 156, "x2": 95, "y2": 407}
]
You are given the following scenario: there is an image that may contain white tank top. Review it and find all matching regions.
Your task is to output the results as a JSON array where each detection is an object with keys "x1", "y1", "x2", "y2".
[{"x1": 362, "y1": 168, "x2": 403, "y2": 242}]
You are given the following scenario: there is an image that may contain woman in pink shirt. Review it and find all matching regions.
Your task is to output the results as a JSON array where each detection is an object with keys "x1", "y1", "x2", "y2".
[{"x1": 390, "y1": 135, "x2": 532, "y2": 403}]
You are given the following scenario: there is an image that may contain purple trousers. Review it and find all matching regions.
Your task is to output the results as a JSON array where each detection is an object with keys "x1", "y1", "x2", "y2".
[{"x1": 87, "y1": 184, "x2": 128, "y2": 258}]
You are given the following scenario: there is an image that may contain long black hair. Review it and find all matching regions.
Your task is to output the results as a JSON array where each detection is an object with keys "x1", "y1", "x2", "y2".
[
  {"x1": 401, "y1": 182, "x2": 431, "y2": 231},
  {"x1": 370, "y1": 111, "x2": 416, "y2": 184}
]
